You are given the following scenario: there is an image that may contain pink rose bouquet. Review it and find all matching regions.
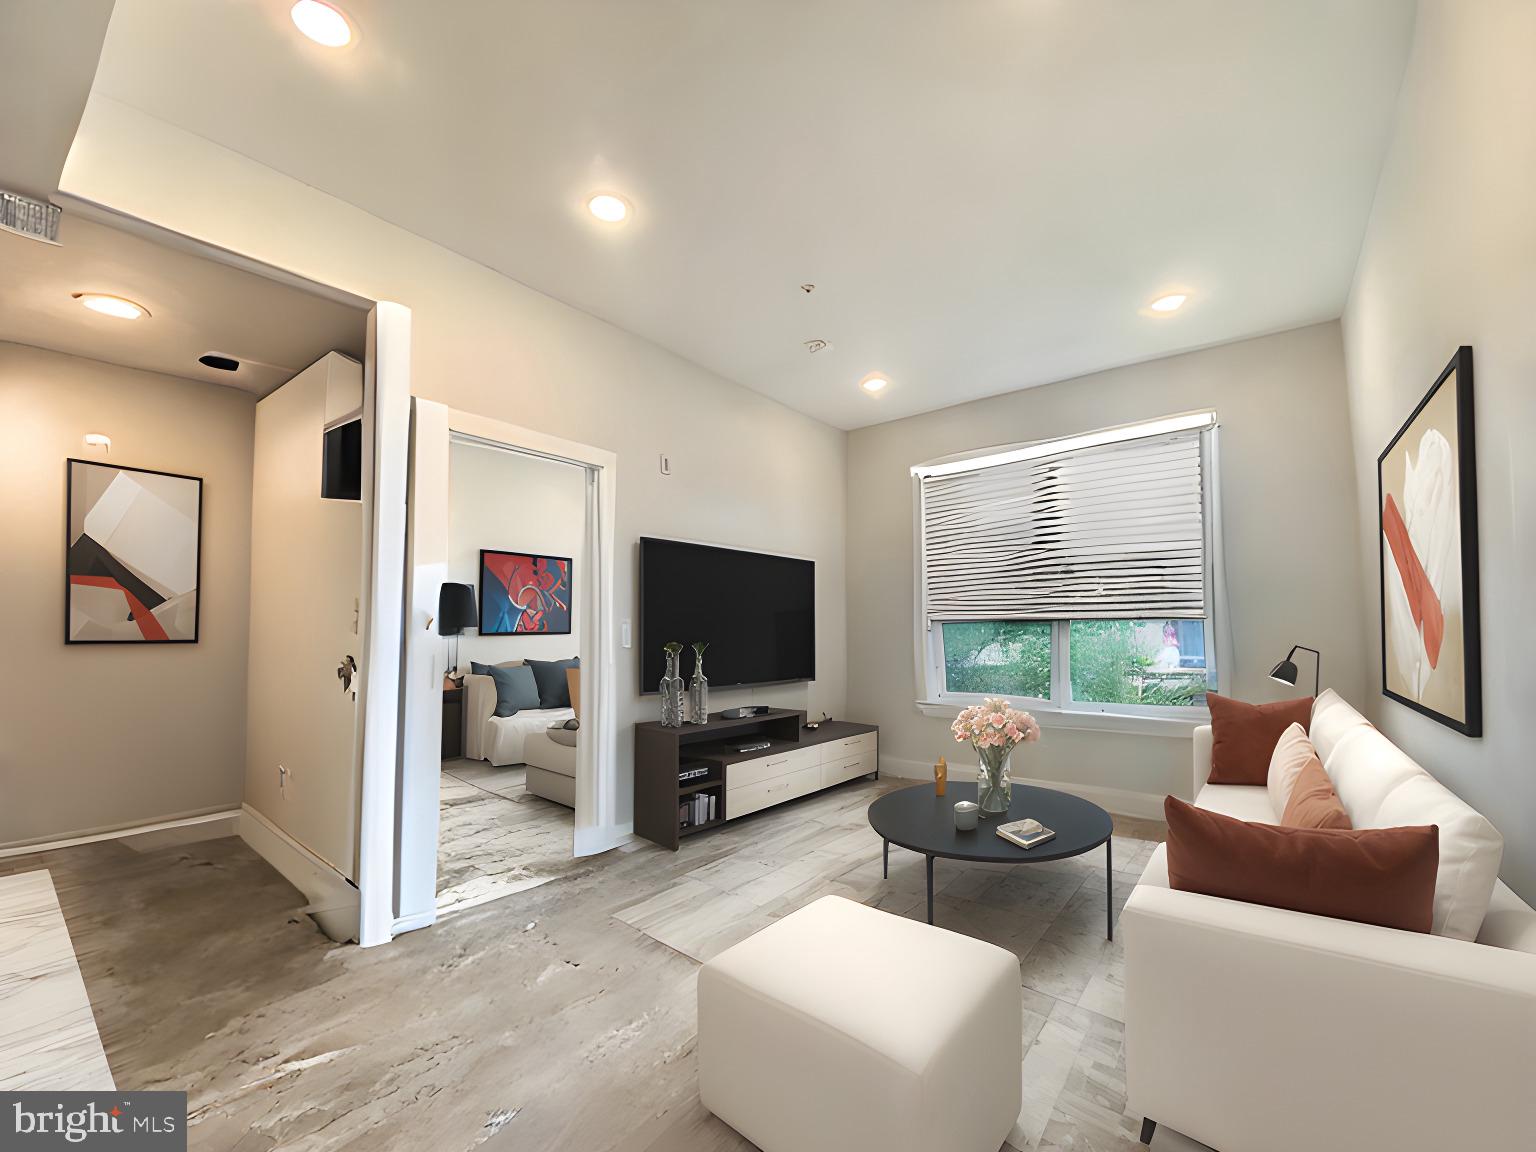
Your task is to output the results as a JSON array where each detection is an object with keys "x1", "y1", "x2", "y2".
[{"x1": 951, "y1": 697, "x2": 1040, "y2": 813}]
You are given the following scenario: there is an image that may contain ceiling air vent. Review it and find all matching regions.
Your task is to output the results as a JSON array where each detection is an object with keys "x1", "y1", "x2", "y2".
[
  {"x1": 199, "y1": 353, "x2": 241, "y2": 372},
  {"x1": 0, "y1": 190, "x2": 61, "y2": 245}
]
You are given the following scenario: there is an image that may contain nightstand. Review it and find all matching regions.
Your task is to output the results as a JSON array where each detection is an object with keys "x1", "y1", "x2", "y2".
[{"x1": 442, "y1": 681, "x2": 465, "y2": 759}]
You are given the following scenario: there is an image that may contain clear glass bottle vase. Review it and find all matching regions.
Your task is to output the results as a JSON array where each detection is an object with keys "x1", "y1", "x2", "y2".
[
  {"x1": 687, "y1": 648, "x2": 709, "y2": 724},
  {"x1": 659, "y1": 649, "x2": 685, "y2": 727},
  {"x1": 976, "y1": 748, "x2": 1012, "y2": 815}
]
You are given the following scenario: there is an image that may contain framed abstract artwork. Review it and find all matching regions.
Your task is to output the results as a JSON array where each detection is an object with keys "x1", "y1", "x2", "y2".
[
  {"x1": 478, "y1": 549, "x2": 572, "y2": 635},
  {"x1": 66, "y1": 459, "x2": 203, "y2": 644},
  {"x1": 1377, "y1": 346, "x2": 1481, "y2": 736}
]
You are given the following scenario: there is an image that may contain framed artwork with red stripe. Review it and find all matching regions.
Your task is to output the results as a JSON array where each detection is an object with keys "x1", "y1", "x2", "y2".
[
  {"x1": 1377, "y1": 346, "x2": 1481, "y2": 736},
  {"x1": 65, "y1": 459, "x2": 202, "y2": 644}
]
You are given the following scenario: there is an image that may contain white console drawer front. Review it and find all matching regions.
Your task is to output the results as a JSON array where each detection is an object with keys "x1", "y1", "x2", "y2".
[
  {"x1": 825, "y1": 731, "x2": 876, "y2": 759},
  {"x1": 728, "y1": 764, "x2": 821, "y2": 820},
  {"x1": 727, "y1": 745, "x2": 819, "y2": 790},
  {"x1": 821, "y1": 749, "x2": 876, "y2": 788}
]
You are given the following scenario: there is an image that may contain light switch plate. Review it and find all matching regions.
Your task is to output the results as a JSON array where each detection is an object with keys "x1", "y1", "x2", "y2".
[{"x1": 621, "y1": 619, "x2": 632, "y2": 648}]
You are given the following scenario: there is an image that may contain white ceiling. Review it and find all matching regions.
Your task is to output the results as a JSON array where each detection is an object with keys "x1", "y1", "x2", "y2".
[
  {"x1": 89, "y1": 0, "x2": 1416, "y2": 429},
  {"x1": 0, "y1": 214, "x2": 367, "y2": 394},
  {"x1": 0, "y1": 0, "x2": 113, "y2": 200}
]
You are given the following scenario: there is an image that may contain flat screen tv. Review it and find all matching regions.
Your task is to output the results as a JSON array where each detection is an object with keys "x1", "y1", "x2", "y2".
[{"x1": 639, "y1": 538, "x2": 815, "y2": 693}]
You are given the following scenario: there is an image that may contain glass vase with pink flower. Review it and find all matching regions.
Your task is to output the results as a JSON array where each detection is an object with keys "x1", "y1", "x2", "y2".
[{"x1": 949, "y1": 697, "x2": 1042, "y2": 815}]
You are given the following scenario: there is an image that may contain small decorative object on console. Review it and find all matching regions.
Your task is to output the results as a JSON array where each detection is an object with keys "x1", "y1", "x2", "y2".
[
  {"x1": 953, "y1": 799, "x2": 978, "y2": 830},
  {"x1": 720, "y1": 705, "x2": 771, "y2": 719},
  {"x1": 996, "y1": 818, "x2": 1055, "y2": 849},
  {"x1": 735, "y1": 741, "x2": 772, "y2": 753},
  {"x1": 934, "y1": 755, "x2": 948, "y2": 797},
  {"x1": 951, "y1": 697, "x2": 1041, "y2": 816},
  {"x1": 659, "y1": 642, "x2": 685, "y2": 727},
  {"x1": 687, "y1": 640, "x2": 710, "y2": 723}
]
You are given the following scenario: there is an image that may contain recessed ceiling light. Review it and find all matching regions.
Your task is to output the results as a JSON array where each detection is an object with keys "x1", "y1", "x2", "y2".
[
  {"x1": 1149, "y1": 293, "x2": 1188, "y2": 313},
  {"x1": 860, "y1": 373, "x2": 890, "y2": 394},
  {"x1": 291, "y1": 0, "x2": 353, "y2": 47},
  {"x1": 75, "y1": 293, "x2": 148, "y2": 320},
  {"x1": 587, "y1": 194, "x2": 630, "y2": 223}
]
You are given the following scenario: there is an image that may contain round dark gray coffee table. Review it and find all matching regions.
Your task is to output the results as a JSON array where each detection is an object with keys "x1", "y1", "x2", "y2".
[{"x1": 867, "y1": 781, "x2": 1116, "y2": 937}]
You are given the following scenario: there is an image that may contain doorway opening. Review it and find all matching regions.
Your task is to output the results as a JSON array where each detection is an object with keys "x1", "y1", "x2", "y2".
[
  {"x1": 396, "y1": 404, "x2": 620, "y2": 933},
  {"x1": 0, "y1": 207, "x2": 410, "y2": 948},
  {"x1": 435, "y1": 437, "x2": 591, "y2": 915}
]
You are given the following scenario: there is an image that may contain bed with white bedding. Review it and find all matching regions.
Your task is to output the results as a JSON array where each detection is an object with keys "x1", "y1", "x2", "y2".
[{"x1": 463, "y1": 671, "x2": 575, "y2": 766}]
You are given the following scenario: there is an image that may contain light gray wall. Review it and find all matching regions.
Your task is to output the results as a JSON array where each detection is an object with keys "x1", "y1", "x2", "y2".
[
  {"x1": 1341, "y1": 0, "x2": 1536, "y2": 900},
  {"x1": 62, "y1": 100, "x2": 848, "y2": 830},
  {"x1": 0, "y1": 342, "x2": 255, "y2": 846},
  {"x1": 847, "y1": 322, "x2": 1366, "y2": 803},
  {"x1": 449, "y1": 440, "x2": 586, "y2": 669}
]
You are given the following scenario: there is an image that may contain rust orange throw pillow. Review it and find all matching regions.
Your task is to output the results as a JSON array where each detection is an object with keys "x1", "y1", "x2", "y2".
[
  {"x1": 1164, "y1": 796, "x2": 1438, "y2": 933},
  {"x1": 1207, "y1": 693, "x2": 1314, "y2": 785},
  {"x1": 1282, "y1": 757, "x2": 1352, "y2": 830}
]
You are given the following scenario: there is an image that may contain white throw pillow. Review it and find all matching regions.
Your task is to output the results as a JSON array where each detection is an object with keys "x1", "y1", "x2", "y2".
[
  {"x1": 1266, "y1": 723, "x2": 1317, "y2": 820},
  {"x1": 1308, "y1": 688, "x2": 1372, "y2": 763},
  {"x1": 1367, "y1": 773, "x2": 1504, "y2": 941}
]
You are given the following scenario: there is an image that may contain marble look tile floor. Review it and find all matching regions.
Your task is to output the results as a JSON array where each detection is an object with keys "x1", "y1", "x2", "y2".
[
  {"x1": 436, "y1": 759, "x2": 583, "y2": 916},
  {"x1": 0, "y1": 777, "x2": 1210, "y2": 1152}
]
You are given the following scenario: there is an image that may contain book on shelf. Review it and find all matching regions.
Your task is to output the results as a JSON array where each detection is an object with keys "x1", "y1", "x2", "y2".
[
  {"x1": 996, "y1": 818, "x2": 1055, "y2": 850},
  {"x1": 678, "y1": 789, "x2": 718, "y2": 828}
]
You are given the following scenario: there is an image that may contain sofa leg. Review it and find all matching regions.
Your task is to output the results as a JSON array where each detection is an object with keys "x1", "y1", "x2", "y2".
[{"x1": 1139, "y1": 1117, "x2": 1157, "y2": 1145}]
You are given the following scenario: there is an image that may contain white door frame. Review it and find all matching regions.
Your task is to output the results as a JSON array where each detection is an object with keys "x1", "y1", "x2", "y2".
[
  {"x1": 355, "y1": 302, "x2": 412, "y2": 947},
  {"x1": 395, "y1": 399, "x2": 621, "y2": 936}
]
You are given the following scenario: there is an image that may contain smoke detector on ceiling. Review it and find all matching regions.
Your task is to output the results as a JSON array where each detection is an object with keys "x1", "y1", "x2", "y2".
[{"x1": 803, "y1": 339, "x2": 831, "y2": 354}]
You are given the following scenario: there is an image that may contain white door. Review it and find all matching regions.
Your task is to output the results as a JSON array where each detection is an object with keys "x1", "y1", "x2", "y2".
[{"x1": 246, "y1": 352, "x2": 365, "y2": 879}]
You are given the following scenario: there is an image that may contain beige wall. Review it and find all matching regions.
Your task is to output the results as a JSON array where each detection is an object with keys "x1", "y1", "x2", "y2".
[
  {"x1": 847, "y1": 322, "x2": 1366, "y2": 803},
  {"x1": 1341, "y1": 0, "x2": 1536, "y2": 899},
  {"x1": 62, "y1": 98, "x2": 848, "y2": 829},
  {"x1": 450, "y1": 440, "x2": 586, "y2": 670},
  {"x1": 0, "y1": 342, "x2": 254, "y2": 846}
]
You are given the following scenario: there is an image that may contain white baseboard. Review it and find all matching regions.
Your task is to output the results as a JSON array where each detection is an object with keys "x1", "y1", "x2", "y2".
[
  {"x1": 880, "y1": 756, "x2": 1167, "y2": 821},
  {"x1": 0, "y1": 809, "x2": 242, "y2": 859},
  {"x1": 392, "y1": 909, "x2": 437, "y2": 936},
  {"x1": 238, "y1": 804, "x2": 359, "y2": 942}
]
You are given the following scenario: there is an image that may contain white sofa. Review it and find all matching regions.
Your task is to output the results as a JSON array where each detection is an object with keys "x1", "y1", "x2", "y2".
[
  {"x1": 1123, "y1": 690, "x2": 1536, "y2": 1152},
  {"x1": 462, "y1": 671, "x2": 574, "y2": 767}
]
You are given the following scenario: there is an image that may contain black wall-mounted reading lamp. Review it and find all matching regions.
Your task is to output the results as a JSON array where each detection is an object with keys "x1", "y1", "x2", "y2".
[{"x1": 1269, "y1": 644, "x2": 1321, "y2": 697}]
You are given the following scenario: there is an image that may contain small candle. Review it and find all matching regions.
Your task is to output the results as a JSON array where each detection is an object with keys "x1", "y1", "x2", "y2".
[
  {"x1": 934, "y1": 756, "x2": 948, "y2": 797},
  {"x1": 954, "y1": 800, "x2": 979, "y2": 831}
]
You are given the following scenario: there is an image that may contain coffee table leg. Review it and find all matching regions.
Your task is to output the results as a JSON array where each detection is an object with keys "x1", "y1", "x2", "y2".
[
  {"x1": 1106, "y1": 837, "x2": 1114, "y2": 941},
  {"x1": 926, "y1": 854, "x2": 935, "y2": 924},
  {"x1": 883, "y1": 839, "x2": 889, "y2": 879}
]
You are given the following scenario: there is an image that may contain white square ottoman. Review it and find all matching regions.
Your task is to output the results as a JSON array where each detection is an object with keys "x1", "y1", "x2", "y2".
[{"x1": 698, "y1": 895, "x2": 1022, "y2": 1152}]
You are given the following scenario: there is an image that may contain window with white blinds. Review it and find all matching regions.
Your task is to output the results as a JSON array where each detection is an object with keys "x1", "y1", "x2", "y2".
[
  {"x1": 918, "y1": 427, "x2": 1208, "y2": 622},
  {"x1": 911, "y1": 412, "x2": 1220, "y2": 720}
]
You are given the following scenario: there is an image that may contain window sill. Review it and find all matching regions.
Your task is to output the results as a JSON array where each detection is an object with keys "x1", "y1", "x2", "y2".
[{"x1": 914, "y1": 699, "x2": 1207, "y2": 738}]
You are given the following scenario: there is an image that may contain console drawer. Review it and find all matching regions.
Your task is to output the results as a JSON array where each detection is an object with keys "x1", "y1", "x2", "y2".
[
  {"x1": 823, "y1": 731, "x2": 876, "y2": 761},
  {"x1": 727, "y1": 745, "x2": 819, "y2": 790},
  {"x1": 727, "y1": 764, "x2": 821, "y2": 820},
  {"x1": 821, "y1": 749, "x2": 876, "y2": 788}
]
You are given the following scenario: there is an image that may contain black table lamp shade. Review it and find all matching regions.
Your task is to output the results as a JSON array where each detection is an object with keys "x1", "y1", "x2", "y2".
[
  {"x1": 1270, "y1": 644, "x2": 1321, "y2": 697},
  {"x1": 438, "y1": 583, "x2": 477, "y2": 636}
]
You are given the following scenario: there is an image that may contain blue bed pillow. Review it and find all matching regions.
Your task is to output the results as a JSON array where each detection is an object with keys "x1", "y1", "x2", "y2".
[
  {"x1": 487, "y1": 664, "x2": 541, "y2": 717},
  {"x1": 525, "y1": 657, "x2": 580, "y2": 709}
]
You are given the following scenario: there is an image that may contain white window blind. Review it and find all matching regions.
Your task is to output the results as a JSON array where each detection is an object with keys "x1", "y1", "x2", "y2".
[{"x1": 919, "y1": 426, "x2": 1208, "y2": 621}]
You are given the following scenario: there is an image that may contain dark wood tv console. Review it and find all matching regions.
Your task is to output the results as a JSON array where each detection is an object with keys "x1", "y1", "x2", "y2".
[{"x1": 634, "y1": 709, "x2": 879, "y2": 850}]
